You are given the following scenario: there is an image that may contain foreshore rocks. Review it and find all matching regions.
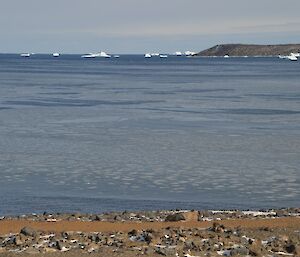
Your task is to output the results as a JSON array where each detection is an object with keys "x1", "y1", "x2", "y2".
[
  {"x1": 1, "y1": 208, "x2": 299, "y2": 223},
  {"x1": 0, "y1": 223, "x2": 299, "y2": 256},
  {"x1": 0, "y1": 208, "x2": 300, "y2": 256}
]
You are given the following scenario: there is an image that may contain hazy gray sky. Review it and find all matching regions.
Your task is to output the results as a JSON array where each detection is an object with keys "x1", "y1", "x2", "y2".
[{"x1": 1, "y1": 0, "x2": 300, "y2": 53}]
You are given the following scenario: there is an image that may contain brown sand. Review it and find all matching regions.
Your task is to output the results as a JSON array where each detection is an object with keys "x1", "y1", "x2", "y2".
[{"x1": 1, "y1": 217, "x2": 300, "y2": 235}]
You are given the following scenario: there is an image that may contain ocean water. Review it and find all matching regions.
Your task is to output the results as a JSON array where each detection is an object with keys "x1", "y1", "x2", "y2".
[{"x1": 0, "y1": 54, "x2": 299, "y2": 215}]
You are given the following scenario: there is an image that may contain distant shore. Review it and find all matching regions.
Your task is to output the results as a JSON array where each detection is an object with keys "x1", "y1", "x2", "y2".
[
  {"x1": 0, "y1": 208, "x2": 299, "y2": 256},
  {"x1": 197, "y1": 43, "x2": 300, "y2": 57}
]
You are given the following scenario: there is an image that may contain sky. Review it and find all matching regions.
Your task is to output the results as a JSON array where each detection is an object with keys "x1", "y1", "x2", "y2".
[{"x1": 1, "y1": 0, "x2": 300, "y2": 54}]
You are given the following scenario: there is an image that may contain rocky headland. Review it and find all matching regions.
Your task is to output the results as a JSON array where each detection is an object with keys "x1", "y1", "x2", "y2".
[
  {"x1": 0, "y1": 209, "x2": 300, "y2": 256},
  {"x1": 196, "y1": 44, "x2": 300, "y2": 57}
]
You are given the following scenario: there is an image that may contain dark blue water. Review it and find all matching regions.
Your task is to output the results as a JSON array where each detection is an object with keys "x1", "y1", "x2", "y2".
[{"x1": 0, "y1": 54, "x2": 299, "y2": 215}]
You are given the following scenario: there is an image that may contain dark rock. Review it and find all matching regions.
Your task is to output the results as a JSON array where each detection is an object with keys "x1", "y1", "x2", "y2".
[
  {"x1": 20, "y1": 227, "x2": 37, "y2": 237},
  {"x1": 61, "y1": 232, "x2": 69, "y2": 239},
  {"x1": 143, "y1": 232, "x2": 153, "y2": 244},
  {"x1": 259, "y1": 226, "x2": 273, "y2": 232},
  {"x1": 165, "y1": 213, "x2": 185, "y2": 222},
  {"x1": 285, "y1": 244, "x2": 296, "y2": 253},
  {"x1": 56, "y1": 241, "x2": 63, "y2": 250},
  {"x1": 56, "y1": 240, "x2": 68, "y2": 251},
  {"x1": 128, "y1": 229, "x2": 138, "y2": 236},
  {"x1": 95, "y1": 235, "x2": 101, "y2": 243}
]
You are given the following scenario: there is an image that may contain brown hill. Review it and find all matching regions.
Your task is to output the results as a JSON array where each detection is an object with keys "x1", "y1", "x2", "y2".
[{"x1": 197, "y1": 44, "x2": 300, "y2": 56}]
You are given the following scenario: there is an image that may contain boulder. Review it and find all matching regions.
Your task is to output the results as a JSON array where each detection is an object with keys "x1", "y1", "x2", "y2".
[
  {"x1": 165, "y1": 213, "x2": 186, "y2": 222},
  {"x1": 20, "y1": 227, "x2": 37, "y2": 237}
]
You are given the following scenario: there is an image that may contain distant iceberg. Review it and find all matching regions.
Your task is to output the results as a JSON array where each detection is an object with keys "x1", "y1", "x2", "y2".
[
  {"x1": 95, "y1": 51, "x2": 111, "y2": 58},
  {"x1": 81, "y1": 51, "x2": 111, "y2": 58},
  {"x1": 184, "y1": 51, "x2": 196, "y2": 56},
  {"x1": 20, "y1": 53, "x2": 31, "y2": 57},
  {"x1": 159, "y1": 54, "x2": 168, "y2": 58},
  {"x1": 81, "y1": 53, "x2": 97, "y2": 58}
]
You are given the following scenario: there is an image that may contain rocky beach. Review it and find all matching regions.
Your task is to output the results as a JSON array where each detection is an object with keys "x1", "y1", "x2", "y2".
[{"x1": 0, "y1": 209, "x2": 299, "y2": 257}]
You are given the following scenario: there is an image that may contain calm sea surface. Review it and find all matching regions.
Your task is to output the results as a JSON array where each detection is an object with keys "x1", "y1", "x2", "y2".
[{"x1": 0, "y1": 54, "x2": 299, "y2": 215}]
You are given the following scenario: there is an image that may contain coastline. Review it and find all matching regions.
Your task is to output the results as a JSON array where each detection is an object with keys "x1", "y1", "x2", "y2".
[
  {"x1": 1, "y1": 209, "x2": 299, "y2": 256},
  {"x1": 196, "y1": 43, "x2": 300, "y2": 57}
]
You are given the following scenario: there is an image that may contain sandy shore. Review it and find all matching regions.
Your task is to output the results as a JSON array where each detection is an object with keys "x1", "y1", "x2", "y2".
[
  {"x1": 1, "y1": 217, "x2": 300, "y2": 235},
  {"x1": 0, "y1": 210, "x2": 299, "y2": 256}
]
